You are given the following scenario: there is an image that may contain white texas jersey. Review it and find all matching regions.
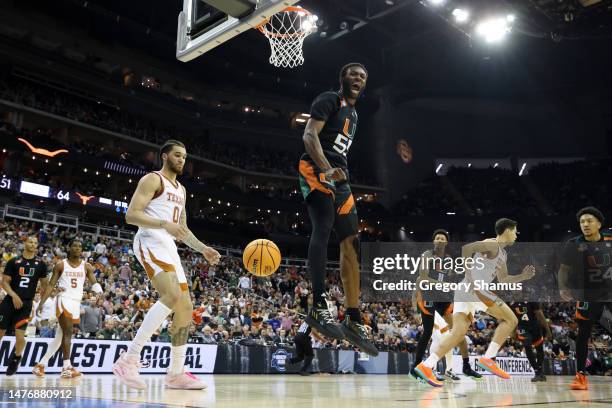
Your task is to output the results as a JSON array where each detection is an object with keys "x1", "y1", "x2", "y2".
[
  {"x1": 469, "y1": 242, "x2": 507, "y2": 284},
  {"x1": 58, "y1": 259, "x2": 86, "y2": 301},
  {"x1": 139, "y1": 171, "x2": 185, "y2": 241}
]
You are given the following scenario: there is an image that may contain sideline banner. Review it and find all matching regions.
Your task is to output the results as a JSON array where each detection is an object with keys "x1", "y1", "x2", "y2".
[{"x1": 0, "y1": 337, "x2": 217, "y2": 374}]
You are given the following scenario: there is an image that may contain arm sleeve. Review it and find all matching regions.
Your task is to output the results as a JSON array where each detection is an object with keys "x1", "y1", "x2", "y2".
[{"x1": 310, "y1": 92, "x2": 339, "y2": 122}]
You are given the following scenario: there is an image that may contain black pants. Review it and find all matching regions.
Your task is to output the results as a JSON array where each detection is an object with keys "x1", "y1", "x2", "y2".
[{"x1": 290, "y1": 333, "x2": 314, "y2": 372}]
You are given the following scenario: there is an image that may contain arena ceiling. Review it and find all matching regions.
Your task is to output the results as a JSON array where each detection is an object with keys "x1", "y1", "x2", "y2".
[{"x1": 9, "y1": 0, "x2": 612, "y2": 102}]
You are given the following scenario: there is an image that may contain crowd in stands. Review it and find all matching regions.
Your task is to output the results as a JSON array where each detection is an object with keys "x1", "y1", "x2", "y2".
[
  {"x1": 530, "y1": 159, "x2": 612, "y2": 216},
  {"x1": 1, "y1": 218, "x2": 609, "y2": 372},
  {"x1": 0, "y1": 78, "x2": 380, "y2": 186}
]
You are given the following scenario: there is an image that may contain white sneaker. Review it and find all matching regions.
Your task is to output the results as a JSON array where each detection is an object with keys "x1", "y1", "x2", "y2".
[
  {"x1": 165, "y1": 371, "x2": 207, "y2": 390},
  {"x1": 112, "y1": 351, "x2": 146, "y2": 390}
]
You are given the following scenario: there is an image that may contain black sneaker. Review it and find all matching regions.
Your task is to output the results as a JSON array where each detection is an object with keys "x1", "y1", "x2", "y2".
[
  {"x1": 531, "y1": 372, "x2": 546, "y2": 382},
  {"x1": 299, "y1": 371, "x2": 312, "y2": 376},
  {"x1": 340, "y1": 316, "x2": 379, "y2": 356},
  {"x1": 305, "y1": 297, "x2": 345, "y2": 341},
  {"x1": 445, "y1": 369, "x2": 460, "y2": 381},
  {"x1": 463, "y1": 364, "x2": 483, "y2": 379},
  {"x1": 6, "y1": 353, "x2": 21, "y2": 376}
]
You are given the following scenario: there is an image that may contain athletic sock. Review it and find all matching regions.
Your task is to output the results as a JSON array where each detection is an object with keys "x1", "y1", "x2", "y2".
[
  {"x1": 168, "y1": 345, "x2": 187, "y2": 376},
  {"x1": 462, "y1": 357, "x2": 470, "y2": 368},
  {"x1": 423, "y1": 353, "x2": 440, "y2": 369},
  {"x1": 39, "y1": 326, "x2": 63, "y2": 367},
  {"x1": 63, "y1": 359, "x2": 71, "y2": 369},
  {"x1": 128, "y1": 301, "x2": 173, "y2": 357},
  {"x1": 484, "y1": 342, "x2": 501, "y2": 359},
  {"x1": 306, "y1": 192, "x2": 334, "y2": 306}
]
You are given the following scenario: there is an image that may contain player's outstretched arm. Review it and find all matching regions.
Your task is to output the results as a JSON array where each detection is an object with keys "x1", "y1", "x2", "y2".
[
  {"x1": 126, "y1": 173, "x2": 188, "y2": 239},
  {"x1": 178, "y1": 188, "x2": 220, "y2": 266},
  {"x1": 497, "y1": 263, "x2": 536, "y2": 283}
]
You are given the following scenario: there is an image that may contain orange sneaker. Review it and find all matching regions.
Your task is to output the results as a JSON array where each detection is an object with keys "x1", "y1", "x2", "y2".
[
  {"x1": 60, "y1": 366, "x2": 82, "y2": 379},
  {"x1": 32, "y1": 363, "x2": 45, "y2": 378},
  {"x1": 570, "y1": 372, "x2": 588, "y2": 390},
  {"x1": 476, "y1": 357, "x2": 510, "y2": 379},
  {"x1": 414, "y1": 362, "x2": 444, "y2": 387}
]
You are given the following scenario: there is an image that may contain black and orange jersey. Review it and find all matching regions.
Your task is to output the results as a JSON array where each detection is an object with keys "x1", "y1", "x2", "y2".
[
  {"x1": 2, "y1": 256, "x2": 48, "y2": 300},
  {"x1": 561, "y1": 231, "x2": 612, "y2": 300},
  {"x1": 300, "y1": 91, "x2": 358, "y2": 171},
  {"x1": 511, "y1": 301, "x2": 540, "y2": 325}
]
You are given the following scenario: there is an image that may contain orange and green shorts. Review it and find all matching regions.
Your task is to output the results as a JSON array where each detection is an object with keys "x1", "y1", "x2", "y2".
[{"x1": 298, "y1": 159, "x2": 358, "y2": 241}]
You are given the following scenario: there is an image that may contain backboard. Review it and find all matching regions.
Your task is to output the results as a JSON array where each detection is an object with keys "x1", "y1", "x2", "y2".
[{"x1": 177, "y1": 0, "x2": 300, "y2": 62}]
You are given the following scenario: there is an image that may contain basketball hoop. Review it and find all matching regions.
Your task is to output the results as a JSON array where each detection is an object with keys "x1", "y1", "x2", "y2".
[{"x1": 256, "y1": 6, "x2": 317, "y2": 68}]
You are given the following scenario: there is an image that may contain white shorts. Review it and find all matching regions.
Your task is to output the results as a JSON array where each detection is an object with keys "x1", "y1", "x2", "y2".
[
  {"x1": 134, "y1": 231, "x2": 188, "y2": 292},
  {"x1": 453, "y1": 289, "x2": 497, "y2": 318},
  {"x1": 56, "y1": 296, "x2": 81, "y2": 323}
]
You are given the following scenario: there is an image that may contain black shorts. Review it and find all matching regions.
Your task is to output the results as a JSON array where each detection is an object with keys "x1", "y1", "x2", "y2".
[
  {"x1": 575, "y1": 301, "x2": 612, "y2": 322},
  {"x1": 517, "y1": 323, "x2": 543, "y2": 347},
  {"x1": 298, "y1": 160, "x2": 357, "y2": 241},
  {"x1": 0, "y1": 297, "x2": 33, "y2": 331},
  {"x1": 417, "y1": 300, "x2": 453, "y2": 317}
]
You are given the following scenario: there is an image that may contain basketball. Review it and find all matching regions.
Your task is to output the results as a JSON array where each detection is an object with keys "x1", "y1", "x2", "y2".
[{"x1": 242, "y1": 239, "x2": 281, "y2": 277}]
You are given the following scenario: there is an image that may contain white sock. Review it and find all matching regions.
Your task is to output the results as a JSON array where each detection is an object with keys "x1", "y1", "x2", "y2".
[
  {"x1": 128, "y1": 301, "x2": 173, "y2": 357},
  {"x1": 484, "y1": 342, "x2": 501, "y2": 359},
  {"x1": 423, "y1": 353, "x2": 440, "y2": 369},
  {"x1": 445, "y1": 351, "x2": 454, "y2": 372},
  {"x1": 169, "y1": 345, "x2": 187, "y2": 376},
  {"x1": 39, "y1": 326, "x2": 63, "y2": 367},
  {"x1": 63, "y1": 359, "x2": 71, "y2": 369}
]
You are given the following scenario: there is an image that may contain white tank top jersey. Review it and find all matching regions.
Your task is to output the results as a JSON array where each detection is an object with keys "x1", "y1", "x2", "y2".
[
  {"x1": 469, "y1": 243, "x2": 507, "y2": 284},
  {"x1": 139, "y1": 171, "x2": 186, "y2": 241},
  {"x1": 58, "y1": 259, "x2": 86, "y2": 300}
]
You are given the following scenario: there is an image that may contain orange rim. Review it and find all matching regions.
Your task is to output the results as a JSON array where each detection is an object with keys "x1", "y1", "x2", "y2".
[{"x1": 256, "y1": 6, "x2": 312, "y2": 39}]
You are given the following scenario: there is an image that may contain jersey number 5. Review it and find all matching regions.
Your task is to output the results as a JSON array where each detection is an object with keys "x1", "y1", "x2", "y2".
[
  {"x1": 333, "y1": 133, "x2": 353, "y2": 156},
  {"x1": 71, "y1": 278, "x2": 77, "y2": 288}
]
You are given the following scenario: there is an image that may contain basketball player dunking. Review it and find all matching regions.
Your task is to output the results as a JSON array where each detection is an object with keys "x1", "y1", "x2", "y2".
[
  {"x1": 0, "y1": 235, "x2": 48, "y2": 376},
  {"x1": 298, "y1": 63, "x2": 377, "y2": 356},
  {"x1": 415, "y1": 218, "x2": 536, "y2": 387},
  {"x1": 113, "y1": 139, "x2": 221, "y2": 390},
  {"x1": 33, "y1": 240, "x2": 102, "y2": 378}
]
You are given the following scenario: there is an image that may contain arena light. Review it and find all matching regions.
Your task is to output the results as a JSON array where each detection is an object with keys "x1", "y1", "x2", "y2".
[
  {"x1": 452, "y1": 8, "x2": 469, "y2": 23},
  {"x1": 475, "y1": 17, "x2": 511, "y2": 43},
  {"x1": 428, "y1": 0, "x2": 445, "y2": 5},
  {"x1": 435, "y1": 163, "x2": 444, "y2": 174},
  {"x1": 518, "y1": 162, "x2": 527, "y2": 176},
  {"x1": 300, "y1": 14, "x2": 318, "y2": 32}
]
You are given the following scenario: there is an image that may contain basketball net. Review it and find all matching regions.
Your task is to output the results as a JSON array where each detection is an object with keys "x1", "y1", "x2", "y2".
[{"x1": 257, "y1": 6, "x2": 317, "y2": 68}]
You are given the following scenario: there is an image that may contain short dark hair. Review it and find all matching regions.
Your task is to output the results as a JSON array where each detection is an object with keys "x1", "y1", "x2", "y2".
[
  {"x1": 159, "y1": 139, "x2": 185, "y2": 160},
  {"x1": 339, "y1": 62, "x2": 368, "y2": 85},
  {"x1": 576, "y1": 206, "x2": 604, "y2": 224},
  {"x1": 68, "y1": 239, "x2": 82, "y2": 249},
  {"x1": 494, "y1": 218, "x2": 518, "y2": 236},
  {"x1": 432, "y1": 229, "x2": 450, "y2": 241}
]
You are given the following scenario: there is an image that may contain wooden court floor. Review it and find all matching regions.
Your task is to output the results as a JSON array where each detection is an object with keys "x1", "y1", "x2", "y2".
[{"x1": 1, "y1": 374, "x2": 611, "y2": 407}]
